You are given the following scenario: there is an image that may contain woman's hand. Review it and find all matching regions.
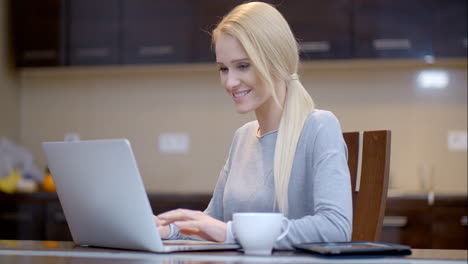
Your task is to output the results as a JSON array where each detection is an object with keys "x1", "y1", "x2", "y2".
[
  {"x1": 157, "y1": 209, "x2": 227, "y2": 242},
  {"x1": 153, "y1": 215, "x2": 171, "y2": 239}
]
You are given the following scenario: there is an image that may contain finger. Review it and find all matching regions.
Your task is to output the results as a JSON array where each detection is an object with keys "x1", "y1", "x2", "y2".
[
  {"x1": 158, "y1": 209, "x2": 201, "y2": 224},
  {"x1": 158, "y1": 225, "x2": 171, "y2": 239},
  {"x1": 158, "y1": 208, "x2": 195, "y2": 219},
  {"x1": 178, "y1": 227, "x2": 201, "y2": 235},
  {"x1": 179, "y1": 227, "x2": 213, "y2": 241},
  {"x1": 173, "y1": 220, "x2": 214, "y2": 241},
  {"x1": 153, "y1": 215, "x2": 161, "y2": 225},
  {"x1": 173, "y1": 219, "x2": 201, "y2": 229},
  {"x1": 154, "y1": 215, "x2": 170, "y2": 227}
]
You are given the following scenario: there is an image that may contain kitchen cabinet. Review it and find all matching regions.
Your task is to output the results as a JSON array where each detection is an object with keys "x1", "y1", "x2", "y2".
[
  {"x1": 353, "y1": 0, "x2": 435, "y2": 59},
  {"x1": 121, "y1": 0, "x2": 195, "y2": 64},
  {"x1": 11, "y1": 0, "x2": 66, "y2": 67},
  {"x1": 194, "y1": 0, "x2": 247, "y2": 62},
  {"x1": 1, "y1": 192, "x2": 467, "y2": 248},
  {"x1": 381, "y1": 195, "x2": 468, "y2": 249},
  {"x1": 195, "y1": 0, "x2": 353, "y2": 62},
  {"x1": 44, "y1": 201, "x2": 72, "y2": 241},
  {"x1": 0, "y1": 193, "x2": 47, "y2": 240},
  {"x1": 432, "y1": 0, "x2": 467, "y2": 58},
  {"x1": 67, "y1": 0, "x2": 120, "y2": 65},
  {"x1": 69, "y1": 0, "x2": 196, "y2": 65},
  {"x1": 10, "y1": 0, "x2": 467, "y2": 67},
  {"x1": 0, "y1": 192, "x2": 210, "y2": 241},
  {"x1": 381, "y1": 197, "x2": 433, "y2": 248},
  {"x1": 278, "y1": 0, "x2": 353, "y2": 60},
  {"x1": 431, "y1": 197, "x2": 468, "y2": 249}
]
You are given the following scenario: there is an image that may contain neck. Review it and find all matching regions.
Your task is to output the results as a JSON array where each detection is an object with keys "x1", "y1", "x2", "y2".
[
  {"x1": 256, "y1": 82, "x2": 287, "y2": 136},
  {"x1": 256, "y1": 103, "x2": 282, "y2": 136}
]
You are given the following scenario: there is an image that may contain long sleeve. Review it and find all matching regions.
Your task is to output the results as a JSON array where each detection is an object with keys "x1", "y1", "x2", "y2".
[
  {"x1": 204, "y1": 128, "x2": 239, "y2": 221},
  {"x1": 167, "y1": 110, "x2": 353, "y2": 248},
  {"x1": 275, "y1": 110, "x2": 353, "y2": 248},
  {"x1": 220, "y1": 110, "x2": 352, "y2": 249},
  {"x1": 203, "y1": 160, "x2": 229, "y2": 220}
]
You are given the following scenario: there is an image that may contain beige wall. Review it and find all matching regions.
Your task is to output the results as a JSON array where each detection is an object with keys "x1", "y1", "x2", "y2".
[
  {"x1": 1, "y1": 0, "x2": 464, "y2": 196},
  {"x1": 19, "y1": 60, "x2": 467, "y2": 195},
  {"x1": 0, "y1": 0, "x2": 20, "y2": 141}
]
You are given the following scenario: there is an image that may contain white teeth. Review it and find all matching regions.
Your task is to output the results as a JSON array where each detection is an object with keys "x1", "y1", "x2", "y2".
[{"x1": 234, "y1": 90, "x2": 251, "y2": 98}]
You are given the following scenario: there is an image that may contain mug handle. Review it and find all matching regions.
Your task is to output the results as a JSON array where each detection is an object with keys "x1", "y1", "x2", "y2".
[{"x1": 275, "y1": 217, "x2": 290, "y2": 242}]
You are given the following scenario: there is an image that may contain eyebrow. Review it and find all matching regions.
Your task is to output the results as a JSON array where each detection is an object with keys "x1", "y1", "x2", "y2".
[{"x1": 216, "y1": 58, "x2": 249, "y2": 65}]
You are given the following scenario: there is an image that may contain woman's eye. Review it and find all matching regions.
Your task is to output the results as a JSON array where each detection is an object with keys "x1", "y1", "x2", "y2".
[
  {"x1": 218, "y1": 67, "x2": 228, "y2": 73},
  {"x1": 239, "y1": 64, "x2": 250, "y2": 70}
]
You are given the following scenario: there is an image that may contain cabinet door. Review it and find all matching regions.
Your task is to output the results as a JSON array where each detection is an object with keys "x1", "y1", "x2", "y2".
[
  {"x1": 11, "y1": 0, "x2": 65, "y2": 67},
  {"x1": 45, "y1": 202, "x2": 72, "y2": 241},
  {"x1": 0, "y1": 202, "x2": 45, "y2": 240},
  {"x1": 67, "y1": 0, "x2": 120, "y2": 65},
  {"x1": 431, "y1": 198, "x2": 468, "y2": 249},
  {"x1": 122, "y1": 0, "x2": 195, "y2": 64},
  {"x1": 433, "y1": 0, "x2": 467, "y2": 58},
  {"x1": 278, "y1": 0, "x2": 353, "y2": 60},
  {"x1": 194, "y1": 0, "x2": 247, "y2": 62},
  {"x1": 354, "y1": 0, "x2": 435, "y2": 58},
  {"x1": 381, "y1": 198, "x2": 432, "y2": 248}
]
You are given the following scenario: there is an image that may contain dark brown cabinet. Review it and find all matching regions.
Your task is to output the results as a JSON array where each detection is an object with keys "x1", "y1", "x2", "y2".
[
  {"x1": 278, "y1": 0, "x2": 353, "y2": 60},
  {"x1": 381, "y1": 195, "x2": 468, "y2": 249},
  {"x1": 11, "y1": 0, "x2": 66, "y2": 67},
  {"x1": 353, "y1": 0, "x2": 435, "y2": 59},
  {"x1": 10, "y1": 0, "x2": 467, "y2": 67},
  {"x1": 431, "y1": 197, "x2": 468, "y2": 249},
  {"x1": 432, "y1": 0, "x2": 467, "y2": 58},
  {"x1": 44, "y1": 201, "x2": 72, "y2": 241},
  {"x1": 122, "y1": 0, "x2": 195, "y2": 64},
  {"x1": 381, "y1": 197, "x2": 433, "y2": 248},
  {"x1": 1, "y1": 192, "x2": 467, "y2": 248},
  {"x1": 195, "y1": 0, "x2": 354, "y2": 61},
  {"x1": 0, "y1": 192, "x2": 211, "y2": 241},
  {"x1": 194, "y1": 0, "x2": 247, "y2": 62},
  {"x1": 1, "y1": 192, "x2": 467, "y2": 249},
  {"x1": 0, "y1": 193, "x2": 49, "y2": 240},
  {"x1": 67, "y1": 0, "x2": 121, "y2": 65}
]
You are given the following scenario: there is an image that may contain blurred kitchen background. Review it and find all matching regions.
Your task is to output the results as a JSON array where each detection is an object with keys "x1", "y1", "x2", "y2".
[{"x1": 0, "y1": 0, "x2": 466, "y2": 249}]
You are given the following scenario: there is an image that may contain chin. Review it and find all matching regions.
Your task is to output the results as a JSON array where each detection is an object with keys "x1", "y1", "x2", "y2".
[{"x1": 234, "y1": 105, "x2": 253, "y2": 114}]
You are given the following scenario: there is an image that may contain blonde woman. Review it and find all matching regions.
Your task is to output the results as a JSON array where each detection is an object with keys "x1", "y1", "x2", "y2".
[{"x1": 156, "y1": 1, "x2": 352, "y2": 249}]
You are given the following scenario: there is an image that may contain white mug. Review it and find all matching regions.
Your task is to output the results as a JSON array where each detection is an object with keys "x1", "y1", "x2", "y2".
[{"x1": 233, "y1": 212, "x2": 290, "y2": 255}]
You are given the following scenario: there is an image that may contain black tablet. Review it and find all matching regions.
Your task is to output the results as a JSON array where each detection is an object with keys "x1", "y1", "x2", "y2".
[{"x1": 294, "y1": 242, "x2": 412, "y2": 256}]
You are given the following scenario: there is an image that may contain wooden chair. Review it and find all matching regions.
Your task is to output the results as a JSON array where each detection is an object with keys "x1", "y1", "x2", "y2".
[{"x1": 343, "y1": 130, "x2": 391, "y2": 242}]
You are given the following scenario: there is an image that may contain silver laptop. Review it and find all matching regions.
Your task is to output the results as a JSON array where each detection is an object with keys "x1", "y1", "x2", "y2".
[{"x1": 42, "y1": 139, "x2": 239, "y2": 252}]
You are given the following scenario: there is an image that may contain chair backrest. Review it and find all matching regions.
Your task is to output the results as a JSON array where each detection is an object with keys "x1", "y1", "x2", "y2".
[{"x1": 343, "y1": 130, "x2": 391, "y2": 242}]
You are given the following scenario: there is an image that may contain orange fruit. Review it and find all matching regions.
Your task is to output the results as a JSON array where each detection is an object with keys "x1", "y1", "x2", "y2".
[{"x1": 42, "y1": 173, "x2": 56, "y2": 192}]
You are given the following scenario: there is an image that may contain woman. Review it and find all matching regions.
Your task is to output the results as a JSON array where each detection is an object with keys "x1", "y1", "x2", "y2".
[{"x1": 156, "y1": 1, "x2": 352, "y2": 249}]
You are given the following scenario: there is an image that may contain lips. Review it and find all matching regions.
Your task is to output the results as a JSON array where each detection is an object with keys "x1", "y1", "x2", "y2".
[{"x1": 233, "y1": 89, "x2": 252, "y2": 98}]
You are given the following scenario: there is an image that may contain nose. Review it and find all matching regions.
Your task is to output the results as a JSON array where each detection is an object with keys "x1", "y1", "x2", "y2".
[{"x1": 224, "y1": 72, "x2": 241, "y2": 91}]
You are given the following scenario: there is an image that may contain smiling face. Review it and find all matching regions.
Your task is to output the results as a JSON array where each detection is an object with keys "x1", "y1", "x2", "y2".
[{"x1": 215, "y1": 33, "x2": 275, "y2": 115}]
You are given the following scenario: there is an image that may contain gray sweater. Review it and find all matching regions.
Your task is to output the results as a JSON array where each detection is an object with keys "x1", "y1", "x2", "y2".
[{"x1": 169, "y1": 110, "x2": 353, "y2": 249}]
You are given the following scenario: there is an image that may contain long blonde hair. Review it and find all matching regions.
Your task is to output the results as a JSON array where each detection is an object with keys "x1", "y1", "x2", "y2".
[{"x1": 212, "y1": 2, "x2": 315, "y2": 215}]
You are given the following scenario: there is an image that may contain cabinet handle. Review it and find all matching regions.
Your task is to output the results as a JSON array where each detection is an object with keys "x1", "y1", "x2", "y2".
[
  {"x1": 373, "y1": 39, "x2": 411, "y2": 50},
  {"x1": 139, "y1": 46, "x2": 174, "y2": 56},
  {"x1": 461, "y1": 216, "x2": 468, "y2": 227},
  {"x1": 300, "y1": 41, "x2": 330, "y2": 52},
  {"x1": 463, "y1": 38, "x2": 467, "y2": 48},
  {"x1": 23, "y1": 50, "x2": 57, "y2": 60},
  {"x1": 75, "y1": 48, "x2": 110, "y2": 58},
  {"x1": 383, "y1": 216, "x2": 408, "y2": 227},
  {"x1": 0, "y1": 212, "x2": 33, "y2": 221}
]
